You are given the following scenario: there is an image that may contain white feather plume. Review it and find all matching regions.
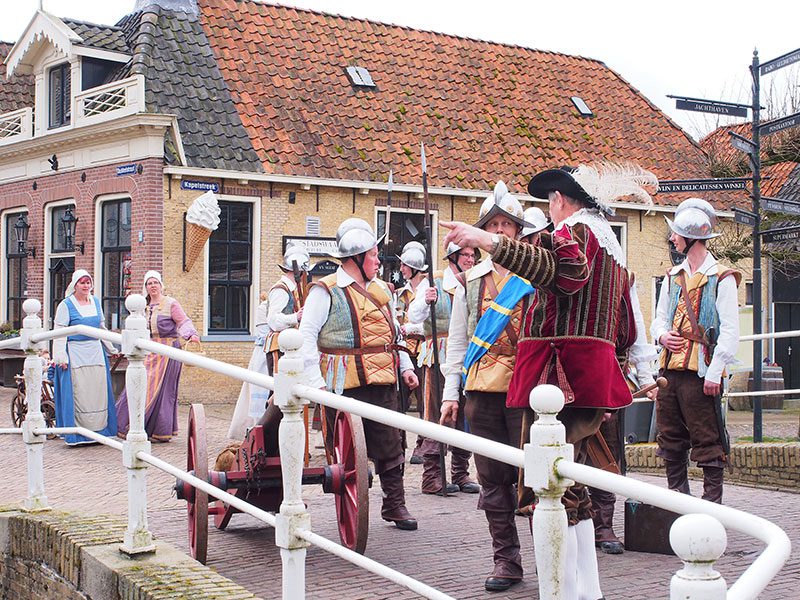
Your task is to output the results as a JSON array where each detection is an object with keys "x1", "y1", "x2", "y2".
[{"x1": 571, "y1": 161, "x2": 658, "y2": 214}]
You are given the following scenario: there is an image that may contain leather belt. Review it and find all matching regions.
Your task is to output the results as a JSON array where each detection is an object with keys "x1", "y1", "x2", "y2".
[{"x1": 319, "y1": 343, "x2": 411, "y2": 356}]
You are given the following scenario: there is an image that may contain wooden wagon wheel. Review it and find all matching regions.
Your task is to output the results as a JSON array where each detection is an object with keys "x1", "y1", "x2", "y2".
[
  {"x1": 10, "y1": 385, "x2": 27, "y2": 428},
  {"x1": 332, "y1": 410, "x2": 369, "y2": 554},
  {"x1": 187, "y1": 403, "x2": 209, "y2": 564}
]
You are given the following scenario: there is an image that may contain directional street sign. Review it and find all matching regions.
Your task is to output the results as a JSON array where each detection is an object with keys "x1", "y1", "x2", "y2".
[
  {"x1": 728, "y1": 131, "x2": 756, "y2": 155},
  {"x1": 760, "y1": 47, "x2": 800, "y2": 75},
  {"x1": 759, "y1": 111, "x2": 800, "y2": 136},
  {"x1": 675, "y1": 98, "x2": 748, "y2": 118},
  {"x1": 657, "y1": 178, "x2": 750, "y2": 193},
  {"x1": 733, "y1": 208, "x2": 756, "y2": 227},
  {"x1": 762, "y1": 197, "x2": 800, "y2": 216},
  {"x1": 762, "y1": 225, "x2": 800, "y2": 244}
]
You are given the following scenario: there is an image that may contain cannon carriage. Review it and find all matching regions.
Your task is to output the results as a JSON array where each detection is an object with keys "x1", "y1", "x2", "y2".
[{"x1": 175, "y1": 403, "x2": 371, "y2": 564}]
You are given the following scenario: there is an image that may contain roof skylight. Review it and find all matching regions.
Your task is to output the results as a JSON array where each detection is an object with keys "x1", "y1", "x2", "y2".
[
  {"x1": 571, "y1": 96, "x2": 593, "y2": 117},
  {"x1": 346, "y1": 66, "x2": 376, "y2": 88}
]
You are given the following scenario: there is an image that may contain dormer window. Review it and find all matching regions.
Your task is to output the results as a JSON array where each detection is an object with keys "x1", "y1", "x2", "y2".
[{"x1": 48, "y1": 63, "x2": 71, "y2": 129}]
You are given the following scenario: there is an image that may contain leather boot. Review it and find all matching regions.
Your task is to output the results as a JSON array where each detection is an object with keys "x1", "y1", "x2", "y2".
[
  {"x1": 590, "y1": 487, "x2": 623, "y2": 554},
  {"x1": 702, "y1": 467, "x2": 724, "y2": 504},
  {"x1": 451, "y1": 447, "x2": 480, "y2": 493},
  {"x1": 380, "y1": 464, "x2": 418, "y2": 530},
  {"x1": 421, "y1": 453, "x2": 459, "y2": 495},
  {"x1": 483, "y1": 510, "x2": 523, "y2": 591},
  {"x1": 664, "y1": 459, "x2": 691, "y2": 494},
  {"x1": 410, "y1": 435, "x2": 425, "y2": 464}
]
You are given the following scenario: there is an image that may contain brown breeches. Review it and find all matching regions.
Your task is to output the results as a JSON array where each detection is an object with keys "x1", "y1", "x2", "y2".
[{"x1": 656, "y1": 369, "x2": 726, "y2": 465}]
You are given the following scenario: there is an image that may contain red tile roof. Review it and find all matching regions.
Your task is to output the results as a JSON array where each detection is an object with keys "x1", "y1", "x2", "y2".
[{"x1": 199, "y1": 0, "x2": 727, "y2": 207}]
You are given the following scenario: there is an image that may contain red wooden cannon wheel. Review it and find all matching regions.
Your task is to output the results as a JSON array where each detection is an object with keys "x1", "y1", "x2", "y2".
[
  {"x1": 332, "y1": 410, "x2": 369, "y2": 554},
  {"x1": 187, "y1": 404, "x2": 209, "y2": 564},
  {"x1": 10, "y1": 387, "x2": 26, "y2": 428}
]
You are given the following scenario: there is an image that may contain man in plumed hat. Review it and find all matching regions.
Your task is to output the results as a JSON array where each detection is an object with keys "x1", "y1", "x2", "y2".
[
  {"x1": 651, "y1": 198, "x2": 741, "y2": 504},
  {"x1": 442, "y1": 164, "x2": 657, "y2": 599}
]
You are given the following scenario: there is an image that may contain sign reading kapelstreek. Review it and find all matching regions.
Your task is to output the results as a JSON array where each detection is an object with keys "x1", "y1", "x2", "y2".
[
  {"x1": 762, "y1": 226, "x2": 800, "y2": 244},
  {"x1": 760, "y1": 47, "x2": 800, "y2": 75},
  {"x1": 763, "y1": 197, "x2": 800, "y2": 216},
  {"x1": 658, "y1": 178, "x2": 750, "y2": 193},
  {"x1": 181, "y1": 180, "x2": 220, "y2": 193},
  {"x1": 759, "y1": 112, "x2": 800, "y2": 136},
  {"x1": 675, "y1": 99, "x2": 747, "y2": 118}
]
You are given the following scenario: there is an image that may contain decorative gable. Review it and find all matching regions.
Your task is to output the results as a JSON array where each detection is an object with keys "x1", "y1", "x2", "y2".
[{"x1": 5, "y1": 11, "x2": 83, "y2": 78}]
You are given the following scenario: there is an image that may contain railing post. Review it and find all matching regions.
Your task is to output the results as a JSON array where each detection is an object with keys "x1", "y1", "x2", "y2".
[
  {"x1": 524, "y1": 384, "x2": 573, "y2": 600},
  {"x1": 670, "y1": 514, "x2": 728, "y2": 600},
  {"x1": 119, "y1": 294, "x2": 155, "y2": 555},
  {"x1": 274, "y1": 329, "x2": 311, "y2": 600},
  {"x1": 19, "y1": 299, "x2": 49, "y2": 511}
]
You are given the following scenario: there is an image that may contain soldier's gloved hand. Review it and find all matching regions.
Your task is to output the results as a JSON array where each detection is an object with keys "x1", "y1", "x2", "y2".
[{"x1": 401, "y1": 368, "x2": 419, "y2": 391}]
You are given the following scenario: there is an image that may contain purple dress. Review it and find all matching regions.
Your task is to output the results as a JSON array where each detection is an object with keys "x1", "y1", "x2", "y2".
[{"x1": 116, "y1": 296, "x2": 197, "y2": 441}]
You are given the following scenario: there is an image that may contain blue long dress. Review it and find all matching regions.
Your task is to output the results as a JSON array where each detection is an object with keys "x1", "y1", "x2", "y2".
[{"x1": 53, "y1": 295, "x2": 117, "y2": 445}]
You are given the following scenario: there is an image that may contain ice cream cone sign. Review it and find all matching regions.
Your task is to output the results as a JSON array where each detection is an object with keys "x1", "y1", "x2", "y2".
[{"x1": 183, "y1": 191, "x2": 221, "y2": 272}]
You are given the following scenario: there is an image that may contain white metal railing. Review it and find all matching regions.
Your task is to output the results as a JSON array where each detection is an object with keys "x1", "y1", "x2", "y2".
[
  {"x1": 74, "y1": 74, "x2": 145, "y2": 128},
  {"x1": 0, "y1": 106, "x2": 33, "y2": 146},
  {"x1": 0, "y1": 295, "x2": 792, "y2": 600}
]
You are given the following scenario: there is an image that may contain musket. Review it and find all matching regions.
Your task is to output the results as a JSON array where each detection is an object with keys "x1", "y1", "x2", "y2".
[
  {"x1": 421, "y1": 143, "x2": 448, "y2": 496},
  {"x1": 383, "y1": 169, "x2": 394, "y2": 283}
]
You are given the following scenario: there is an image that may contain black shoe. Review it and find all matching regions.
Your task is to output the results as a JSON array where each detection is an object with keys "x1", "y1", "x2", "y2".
[
  {"x1": 458, "y1": 481, "x2": 481, "y2": 494},
  {"x1": 422, "y1": 482, "x2": 460, "y2": 495},
  {"x1": 484, "y1": 576, "x2": 521, "y2": 592},
  {"x1": 597, "y1": 540, "x2": 624, "y2": 555},
  {"x1": 384, "y1": 517, "x2": 418, "y2": 531},
  {"x1": 409, "y1": 454, "x2": 424, "y2": 465}
]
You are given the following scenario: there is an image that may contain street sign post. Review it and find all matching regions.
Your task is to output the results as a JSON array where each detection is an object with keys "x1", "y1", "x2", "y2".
[
  {"x1": 657, "y1": 178, "x2": 750, "y2": 193},
  {"x1": 759, "y1": 111, "x2": 800, "y2": 136},
  {"x1": 762, "y1": 197, "x2": 800, "y2": 216},
  {"x1": 733, "y1": 208, "x2": 756, "y2": 227},
  {"x1": 760, "y1": 47, "x2": 800, "y2": 75},
  {"x1": 669, "y1": 95, "x2": 749, "y2": 118},
  {"x1": 728, "y1": 131, "x2": 756, "y2": 155},
  {"x1": 761, "y1": 225, "x2": 800, "y2": 244}
]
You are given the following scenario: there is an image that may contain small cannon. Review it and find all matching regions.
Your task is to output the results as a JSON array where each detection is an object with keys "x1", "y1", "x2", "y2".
[{"x1": 175, "y1": 403, "x2": 371, "y2": 564}]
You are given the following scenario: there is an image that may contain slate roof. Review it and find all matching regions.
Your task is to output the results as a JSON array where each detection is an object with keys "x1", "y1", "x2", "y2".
[
  {"x1": 0, "y1": 42, "x2": 34, "y2": 113},
  {"x1": 126, "y1": 6, "x2": 262, "y2": 171},
  {"x1": 62, "y1": 18, "x2": 131, "y2": 54},
  {"x1": 196, "y1": 0, "x2": 729, "y2": 206}
]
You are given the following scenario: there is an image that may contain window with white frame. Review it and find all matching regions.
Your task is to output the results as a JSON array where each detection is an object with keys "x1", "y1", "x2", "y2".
[
  {"x1": 208, "y1": 201, "x2": 253, "y2": 333},
  {"x1": 100, "y1": 198, "x2": 132, "y2": 330},
  {"x1": 5, "y1": 212, "x2": 28, "y2": 330},
  {"x1": 47, "y1": 204, "x2": 76, "y2": 329},
  {"x1": 48, "y1": 62, "x2": 71, "y2": 129}
]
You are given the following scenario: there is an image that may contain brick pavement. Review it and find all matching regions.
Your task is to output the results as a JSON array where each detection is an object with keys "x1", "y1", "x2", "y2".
[{"x1": 0, "y1": 386, "x2": 797, "y2": 599}]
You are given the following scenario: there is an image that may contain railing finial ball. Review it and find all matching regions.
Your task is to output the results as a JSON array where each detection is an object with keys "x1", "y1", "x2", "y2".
[
  {"x1": 22, "y1": 298, "x2": 41, "y2": 316},
  {"x1": 125, "y1": 293, "x2": 147, "y2": 314},
  {"x1": 529, "y1": 384, "x2": 565, "y2": 414},
  {"x1": 670, "y1": 514, "x2": 727, "y2": 562},
  {"x1": 278, "y1": 328, "x2": 303, "y2": 353}
]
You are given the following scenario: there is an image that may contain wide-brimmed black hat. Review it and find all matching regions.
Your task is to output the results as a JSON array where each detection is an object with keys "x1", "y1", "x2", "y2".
[{"x1": 527, "y1": 166, "x2": 597, "y2": 208}]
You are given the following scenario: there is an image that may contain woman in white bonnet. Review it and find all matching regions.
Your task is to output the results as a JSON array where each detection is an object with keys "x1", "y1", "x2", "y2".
[
  {"x1": 52, "y1": 269, "x2": 118, "y2": 445},
  {"x1": 116, "y1": 271, "x2": 199, "y2": 441}
]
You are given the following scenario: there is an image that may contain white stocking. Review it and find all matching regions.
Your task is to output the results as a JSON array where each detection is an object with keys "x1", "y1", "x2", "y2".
[
  {"x1": 563, "y1": 524, "x2": 579, "y2": 600},
  {"x1": 575, "y1": 518, "x2": 603, "y2": 600}
]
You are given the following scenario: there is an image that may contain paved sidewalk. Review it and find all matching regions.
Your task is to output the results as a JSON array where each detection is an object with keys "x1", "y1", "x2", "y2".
[{"x1": 1, "y1": 388, "x2": 797, "y2": 599}]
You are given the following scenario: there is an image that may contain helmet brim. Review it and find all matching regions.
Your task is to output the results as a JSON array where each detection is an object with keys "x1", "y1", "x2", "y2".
[
  {"x1": 665, "y1": 217, "x2": 720, "y2": 240},
  {"x1": 474, "y1": 204, "x2": 528, "y2": 230}
]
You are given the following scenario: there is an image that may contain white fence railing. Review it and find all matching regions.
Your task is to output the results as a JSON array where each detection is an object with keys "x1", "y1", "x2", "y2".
[
  {"x1": 0, "y1": 295, "x2": 792, "y2": 600},
  {"x1": 75, "y1": 74, "x2": 146, "y2": 128},
  {"x1": 0, "y1": 106, "x2": 33, "y2": 146}
]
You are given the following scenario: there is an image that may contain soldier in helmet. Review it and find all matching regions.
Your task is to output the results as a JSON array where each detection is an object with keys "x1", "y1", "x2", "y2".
[
  {"x1": 395, "y1": 241, "x2": 430, "y2": 464},
  {"x1": 651, "y1": 198, "x2": 741, "y2": 504},
  {"x1": 228, "y1": 242, "x2": 310, "y2": 440},
  {"x1": 520, "y1": 206, "x2": 550, "y2": 243},
  {"x1": 299, "y1": 218, "x2": 420, "y2": 531},
  {"x1": 407, "y1": 241, "x2": 480, "y2": 495},
  {"x1": 439, "y1": 181, "x2": 535, "y2": 592}
]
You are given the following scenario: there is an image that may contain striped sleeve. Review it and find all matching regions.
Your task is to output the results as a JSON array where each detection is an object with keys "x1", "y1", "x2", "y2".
[{"x1": 492, "y1": 227, "x2": 589, "y2": 295}]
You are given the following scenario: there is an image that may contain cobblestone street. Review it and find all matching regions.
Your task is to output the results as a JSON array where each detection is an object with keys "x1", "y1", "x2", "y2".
[{"x1": 1, "y1": 388, "x2": 797, "y2": 599}]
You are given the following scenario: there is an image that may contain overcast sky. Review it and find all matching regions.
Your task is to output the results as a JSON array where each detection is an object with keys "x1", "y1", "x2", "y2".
[{"x1": 3, "y1": 0, "x2": 799, "y2": 140}]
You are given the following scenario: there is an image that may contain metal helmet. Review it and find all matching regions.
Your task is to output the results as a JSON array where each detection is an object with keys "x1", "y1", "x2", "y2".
[
  {"x1": 332, "y1": 218, "x2": 381, "y2": 258},
  {"x1": 474, "y1": 181, "x2": 528, "y2": 230},
  {"x1": 397, "y1": 241, "x2": 428, "y2": 271},
  {"x1": 445, "y1": 242, "x2": 480, "y2": 265},
  {"x1": 665, "y1": 207, "x2": 720, "y2": 240},
  {"x1": 280, "y1": 242, "x2": 311, "y2": 272},
  {"x1": 675, "y1": 198, "x2": 718, "y2": 227},
  {"x1": 520, "y1": 206, "x2": 549, "y2": 238}
]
